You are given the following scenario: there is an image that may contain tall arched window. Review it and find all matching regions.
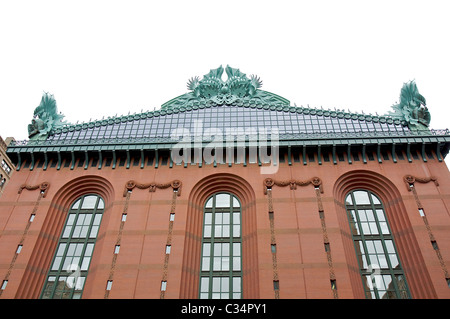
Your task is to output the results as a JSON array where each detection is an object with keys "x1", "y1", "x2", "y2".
[
  {"x1": 40, "y1": 194, "x2": 105, "y2": 299},
  {"x1": 345, "y1": 190, "x2": 411, "y2": 299},
  {"x1": 199, "y1": 193, "x2": 242, "y2": 299}
]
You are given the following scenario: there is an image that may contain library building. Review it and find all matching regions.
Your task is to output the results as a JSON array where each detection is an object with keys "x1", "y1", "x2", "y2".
[{"x1": 1, "y1": 66, "x2": 449, "y2": 299}]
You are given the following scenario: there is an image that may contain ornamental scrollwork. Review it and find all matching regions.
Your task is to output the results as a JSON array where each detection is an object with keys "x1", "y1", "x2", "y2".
[
  {"x1": 263, "y1": 177, "x2": 323, "y2": 194},
  {"x1": 18, "y1": 181, "x2": 50, "y2": 197},
  {"x1": 403, "y1": 174, "x2": 438, "y2": 191},
  {"x1": 123, "y1": 179, "x2": 182, "y2": 196}
]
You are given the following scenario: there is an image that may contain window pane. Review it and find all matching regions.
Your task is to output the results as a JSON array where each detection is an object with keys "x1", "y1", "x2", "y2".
[
  {"x1": 222, "y1": 243, "x2": 229, "y2": 255},
  {"x1": 378, "y1": 255, "x2": 388, "y2": 268},
  {"x1": 223, "y1": 225, "x2": 230, "y2": 237},
  {"x1": 233, "y1": 213, "x2": 240, "y2": 224},
  {"x1": 215, "y1": 194, "x2": 230, "y2": 207},
  {"x1": 66, "y1": 214, "x2": 76, "y2": 226},
  {"x1": 233, "y1": 277, "x2": 241, "y2": 292},
  {"x1": 97, "y1": 199, "x2": 105, "y2": 209},
  {"x1": 345, "y1": 194, "x2": 353, "y2": 205},
  {"x1": 215, "y1": 213, "x2": 222, "y2": 224},
  {"x1": 93, "y1": 214, "x2": 102, "y2": 225},
  {"x1": 233, "y1": 257, "x2": 241, "y2": 271},
  {"x1": 202, "y1": 257, "x2": 210, "y2": 271},
  {"x1": 212, "y1": 277, "x2": 220, "y2": 291},
  {"x1": 214, "y1": 243, "x2": 221, "y2": 256},
  {"x1": 200, "y1": 277, "x2": 209, "y2": 292},
  {"x1": 376, "y1": 209, "x2": 385, "y2": 221},
  {"x1": 213, "y1": 257, "x2": 221, "y2": 271},
  {"x1": 67, "y1": 244, "x2": 76, "y2": 257},
  {"x1": 371, "y1": 194, "x2": 381, "y2": 204},
  {"x1": 389, "y1": 254, "x2": 399, "y2": 268},
  {"x1": 369, "y1": 222, "x2": 378, "y2": 235},
  {"x1": 51, "y1": 257, "x2": 62, "y2": 271},
  {"x1": 353, "y1": 191, "x2": 370, "y2": 204},
  {"x1": 204, "y1": 225, "x2": 211, "y2": 238},
  {"x1": 222, "y1": 257, "x2": 230, "y2": 271},
  {"x1": 71, "y1": 199, "x2": 81, "y2": 210},
  {"x1": 205, "y1": 197, "x2": 213, "y2": 208},
  {"x1": 75, "y1": 277, "x2": 85, "y2": 291},
  {"x1": 89, "y1": 226, "x2": 99, "y2": 238},
  {"x1": 85, "y1": 244, "x2": 94, "y2": 256},
  {"x1": 56, "y1": 243, "x2": 67, "y2": 256},
  {"x1": 233, "y1": 225, "x2": 241, "y2": 237},
  {"x1": 80, "y1": 257, "x2": 91, "y2": 270},
  {"x1": 233, "y1": 243, "x2": 240, "y2": 256},
  {"x1": 221, "y1": 277, "x2": 229, "y2": 292},
  {"x1": 214, "y1": 225, "x2": 222, "y2": 237},
  {"x1": 202, "y1": 243, "x2": 211, "y2": 256},
  {"x1": 385, "y1": 240, "x2": 395, "y2": 253},
  {"x1": 365, "y1": 210, "x2": 375, "y2": 221},
  {"x1": 81, "y1": 195, "x2": 97, "y2": 209},
  {"x1": 379, "y1": 222, "x2": 389, "y2": 234}
]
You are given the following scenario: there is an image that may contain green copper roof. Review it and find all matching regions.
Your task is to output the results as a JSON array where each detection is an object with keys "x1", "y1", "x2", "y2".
[
  {"x1": 7, "y1": 67, "x2": 449, "y2": 171},
  {"x1": 23, "y1": 66, "x2": 436, "y2": 143},
  {"x1": 51, "y1": 103, "x2": 409, "y2": 137}
]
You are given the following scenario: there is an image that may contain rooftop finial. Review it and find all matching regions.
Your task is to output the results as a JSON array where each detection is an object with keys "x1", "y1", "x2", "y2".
[
  {"x1": 28, "y1": 92, "x2": 68, "y2": 140},
  {"x1": 161, "y1": 65, "x2": 289, "y2": 109},
  {"x1": 387, "y1": 80, "x2": 430, "y2": 130}
]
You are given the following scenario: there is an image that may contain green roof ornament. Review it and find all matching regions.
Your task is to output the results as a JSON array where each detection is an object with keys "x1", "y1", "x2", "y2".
[
  {"x1": 28, "y1": 92, "x2": 68, "y2": 140},
  {"x1": 161, "y1": 65, "x2": 289, "y2": 109},
  {"x1": 387, "y1": 81, "x2": 430, "y2": 130}
]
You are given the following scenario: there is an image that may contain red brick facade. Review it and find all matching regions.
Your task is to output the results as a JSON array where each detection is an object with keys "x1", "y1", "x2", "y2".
[{"x1": 1, "y1": 150, "x2": 449, "y2": 299}]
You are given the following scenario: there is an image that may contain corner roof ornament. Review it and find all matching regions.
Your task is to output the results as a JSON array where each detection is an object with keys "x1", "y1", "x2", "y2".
[
  {"x1": 387, "y1": 81, "x2": 430, "y2": 130},
  {"x1": 161, "y1": 65, "x2": 289, "y2": 109},
  {"x1": 28, "y1": 92, "x2": 68, "y2": 140}
]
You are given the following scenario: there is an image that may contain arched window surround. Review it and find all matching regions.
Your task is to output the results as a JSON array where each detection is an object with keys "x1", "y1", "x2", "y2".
[
  {"x1": 180, "y1": 173, "x2": 258, "y2": 299},
  {"x1": 15, "y1": 175, "x2": 114, "y2": 299},
  {"x1": 333, "y1": 170, "x2": 437, "y2": 299},
  {"x1": 40, "y1": 194, "x2": 105, "y2": 299}
]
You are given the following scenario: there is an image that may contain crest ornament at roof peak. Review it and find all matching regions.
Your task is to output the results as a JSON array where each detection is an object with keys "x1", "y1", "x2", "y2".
[{"x1": 161, "y1": 65, "x2": 289, "y2": 109}]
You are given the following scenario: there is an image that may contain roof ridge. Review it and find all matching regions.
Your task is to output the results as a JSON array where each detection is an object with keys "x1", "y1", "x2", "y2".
[{"x1": 51, "y1": 103, "x2": 405, "y2": 136}]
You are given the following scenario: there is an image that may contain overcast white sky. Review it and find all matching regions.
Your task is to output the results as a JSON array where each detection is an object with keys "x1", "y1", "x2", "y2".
[{"x1": 1, "y1": 1, "x2": 449, "y2": 147}]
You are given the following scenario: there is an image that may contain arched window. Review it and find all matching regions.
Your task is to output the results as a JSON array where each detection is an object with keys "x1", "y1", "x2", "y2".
[
  {"x1": 345, "y1": 190, "x2": 411, "y2": 299},
  {"x1": 199, "y1": 193, "x2": 242, "y2": 299},
  {"x1": 40, "y1": 194, "x2": 105, "y2": 299}
]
